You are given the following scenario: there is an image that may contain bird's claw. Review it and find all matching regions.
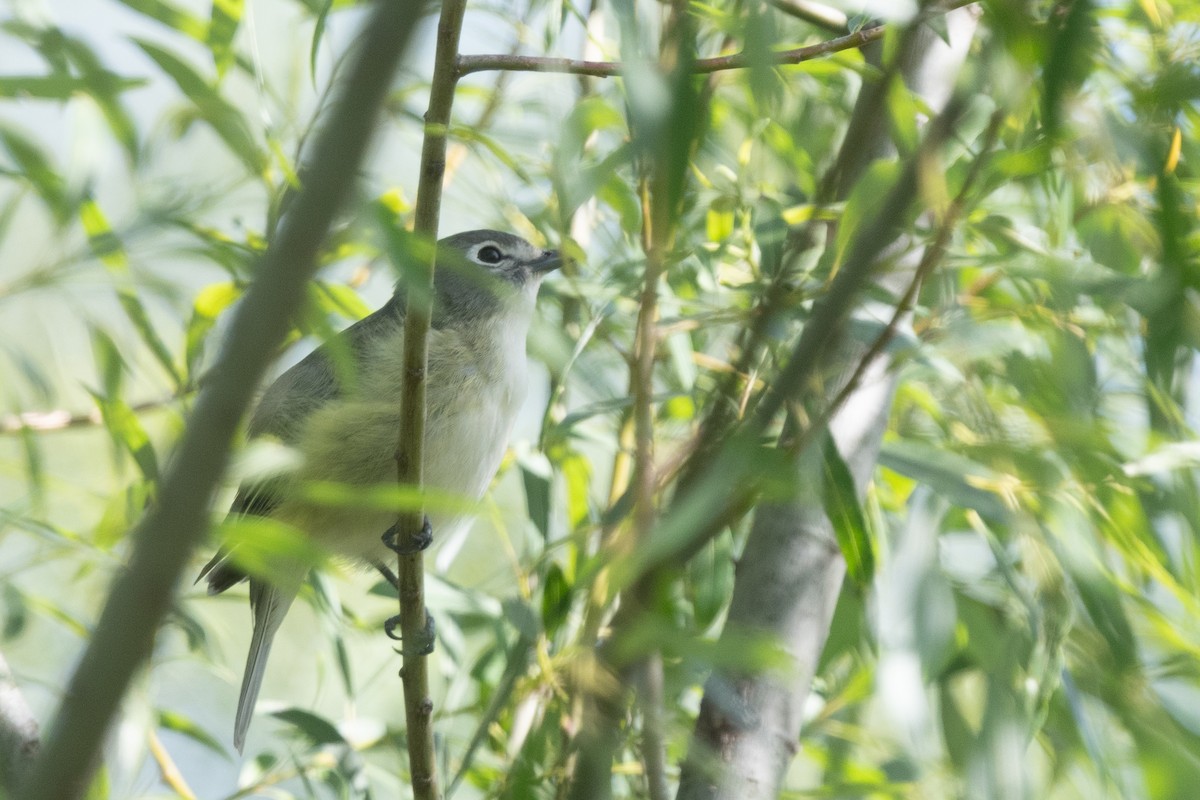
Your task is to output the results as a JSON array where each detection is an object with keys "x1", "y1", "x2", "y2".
[
  {"x1": 384, "y1": 612, "x2": 437, "y2": 656},
  {"x1": 382, "y1": 515, "x2": 433, "y2": 555}
]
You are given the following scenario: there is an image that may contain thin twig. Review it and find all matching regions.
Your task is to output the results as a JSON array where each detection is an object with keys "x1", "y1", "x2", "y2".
[
  {"x1": 793, "y1": 108, "x2": 1006, "y2": 458},
  {"x1": 456, "y1": 24, "x2": 885, "y2": 78},
  {"x1": 147, "y1": 727, "x2": 196, "y2": 800},
  {"x1": 14, "y1": 3, "x2": 421, "y2": 797},
  {"x1": 392, "y1": 1, "x2": 468, "y2": 799}
]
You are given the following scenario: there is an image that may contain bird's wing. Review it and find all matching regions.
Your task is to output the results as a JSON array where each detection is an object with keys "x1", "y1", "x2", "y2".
[{"x1": 199, "y1": 297, "x2": 406, "y2": 594}]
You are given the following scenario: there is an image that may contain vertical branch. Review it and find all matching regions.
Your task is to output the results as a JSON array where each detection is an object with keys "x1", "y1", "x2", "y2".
[
  {"x1": 13, "y1": 3, "x2": 420, "y2": 797},
  {"x1": 631, "y1": 169, "x2": 670, "y2": 800},
  {"x1": 393, "y1": 1, "x2": 467, "y2": 798},
  {"x1": 567, "y1": 1, "x2": 701, "y2": 797}
]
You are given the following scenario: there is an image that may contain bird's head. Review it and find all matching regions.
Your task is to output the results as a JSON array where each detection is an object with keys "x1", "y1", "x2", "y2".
[{"x1": 431, "y1": 230, "x2": 561, "y2": 328}]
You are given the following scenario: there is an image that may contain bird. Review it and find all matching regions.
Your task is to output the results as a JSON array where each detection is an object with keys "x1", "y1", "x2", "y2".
[{"x1": 197, "y1": 229, "x2": 561, "y2": 752}]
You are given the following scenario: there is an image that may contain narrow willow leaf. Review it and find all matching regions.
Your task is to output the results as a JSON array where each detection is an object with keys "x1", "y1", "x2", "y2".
[
  {"x1": 17, "y1": 424, "x2": 45, "y2": 504},
  {"x1": 115, "y1": 0, "x2": 208, "y2": 39},
  {"x1": 1042, "y1": 0, "x2": 1099, "y2": 138},
  {"x1": 520, "y1": 461, "x2": 551, "y2": 538},
  {"x1": 208, "y1": 0, "x2": 244, "y2": 77},
  {"x1": 45, "y1": 31, "x2": 143, "y2": 161},
  {"x1": 878, "y1": 441, "x2": 1011, "y2": 521},
  {"x1": 835, "y1": 159, "x2": 901, "y2": 269},
  {"x1": 185, "y1": 281, "x2": 241, "y2": 374},
  {"x1": 822, "y1": 431, "x2": 874, "y2": 584},
  {"x1": 311, "y1": 281, "x2": 371, "y2": 321},
  {"x1": 541, "y1": 562, "x2": 571, "y2": 639},
  {"x1": 0, "y1": 123, "x2": 71, "y2": 221},
  {"x1": 309, "y1": 0, "x2": 335, "y2": 82},
  {"x1": 80, "y1": 198, "x2": 183, "y2": 387},
  {"x1": 158, "y1": 710, "x2": 230, "y2": 759},
  {"x1": 134, "y1": 38, "x2": 266, "y2": 176},
  {"x1": 448, "y1": 124, "x2": 531, "y2": 181},
  {"x1": 271, "y1": 708, "x2": 346, "y2": 747},
  {"x1": 2, "y1": 583, "x2": 27, "y2": 639},
  {"x1": 87, "y1": 387, "x2": 160, "y2": 483},
  {"x1": 0, "y1": 74, "x2": 146, "y2": 99}
]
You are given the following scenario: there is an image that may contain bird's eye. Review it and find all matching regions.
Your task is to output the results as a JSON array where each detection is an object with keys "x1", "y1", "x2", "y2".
[{"x1": 477, "y1": 245, "x2": 503, "y2": 264}]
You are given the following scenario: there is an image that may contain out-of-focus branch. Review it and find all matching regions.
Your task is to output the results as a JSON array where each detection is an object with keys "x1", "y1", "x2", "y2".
[
  {"x1": 565, "y1": 2, "x2": 706, "y2": 796},
  {"x1": 0, "y1": 653, "x2": 39, "y2": 795},
  {"x1": 675, "y1": 9, "x2": 980, "y2": 800},
  {"x1": 0, "y1": 398, "x2": 177, "y2": 434},
  {"x1": 13, "y1": 3, "x2": 421, "y2": 797},
  {"x1": 456, "y1": 24, "x2": 885, "y2": 78},
  {"x1": 456, "y1": 2, "x2": 977, "y2": 79},
  {"x1": 392, "y1": 1, "x2": 467, "y2": 798}
]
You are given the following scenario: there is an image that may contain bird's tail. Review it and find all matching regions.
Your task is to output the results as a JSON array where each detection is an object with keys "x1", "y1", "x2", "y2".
[{"x1": 235, "y1": 577, "x2": 300, "y2": 753}]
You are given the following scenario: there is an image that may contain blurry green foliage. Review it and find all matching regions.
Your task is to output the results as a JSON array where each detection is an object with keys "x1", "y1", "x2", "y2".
[{"x1": 0, "y1": 0, "x2": 1199, "y2": 799}]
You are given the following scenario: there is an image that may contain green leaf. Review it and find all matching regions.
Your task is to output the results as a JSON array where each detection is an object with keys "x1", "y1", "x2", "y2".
[
  {"x1": 1076, "y1": 203, "x2": 1156, "y2": 275},
  {"x1": 215, "y1": 516, "x2": 328, "y2": 582},
  {"x1": 878, "y1": 441, "x2": 1011, "y2": 521},
  {"x1": 208, "y1": 0, "x2": 244, "y2": 77},
  {"x1": 15, "y1": 421, "x2": 46, "y2": 502},
  {"x1": 55, "y1": 32, "x2": 142, "y2": 161},
  {"x1": 134, "y1": 38, "x2": 266, "y2": 176},
  {"x1": 185, "y1": 281, "x2": 242, "y2": 374},
  {"x1": 835, "y1": 159, "x2": 902, "y2": 269},
  {"x1": 687, "y1": 533, "x2": 733, "y2": 630},
  {"x1": 84, "y1": 762, "x2": 110, "y2": 800},
  {"x1": 87, "y1": 386, "x2": 159, "y2": 483},
  {"x1": 1042, "y1": 0, "x2": 1099, "y2": 137},
  {"x1": 0, "y1": 74, "x2": 146, "y2": 99},
  {"x1": 309, "y1": 0, "x2": 335, "y2": 83},
  {"x1": 272, "y1": 708, "x2": 346, "y2": 747},
  {"x1": 80, "y1": 198, "x2": 183, "y2": 387},
  {"x1": 541, "y1": 562, "x2": 571, "y2": 638},
  {"x1": 90, "y1": 326, "x2": 125, "y2": 400},
  {"x1": 3, "y1": 583, "x2": 27, "y2": 640},
  {"x1": 520, "y1": 457, "x2": 552, "y2": 538},
  {"x1": 115, "y1": 0, "x2": 208, "y2": 39},
  {"x1": 560, "y1": 450, "x2": 591, "y2": 531},
  {"x1": 158, "y1": 709, "x2": 230, "y2": 759},
  {"x1": 822, "y1": 431, "x2": 874, "y2": 584},
  {"x1": 706, "y1": 195, "x2": 735, "y2": 242},
  {"x1": 0, "y1": 123, "x2": 71, "y2": 222},
  {"x1": 310, "y1": 281, "x2": 371, "y2": 321},
  {"x1": 450, "y1": 124, "x2": 531, "y2": 181},
  {"x1": 885, "y1": 78, "x2": 920, "y2": 155}
]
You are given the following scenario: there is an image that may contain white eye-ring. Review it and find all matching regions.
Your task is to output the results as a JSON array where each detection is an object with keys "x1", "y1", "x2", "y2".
[{"x1": 477, "y1": 245, "x2": 503, "y2": 264}]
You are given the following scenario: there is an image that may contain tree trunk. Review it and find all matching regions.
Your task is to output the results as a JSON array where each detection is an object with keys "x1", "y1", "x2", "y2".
[{"x1": 676, "y1": 8, "x2": 979, "y2": 800}]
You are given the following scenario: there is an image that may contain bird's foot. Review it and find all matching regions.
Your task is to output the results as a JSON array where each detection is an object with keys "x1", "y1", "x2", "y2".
[
  {"x1": 382, "y1": 515, "x2": 433, "y2": 555},
  {"x1": 384, "y1": 611, "x2": 437, "y2": 656}
]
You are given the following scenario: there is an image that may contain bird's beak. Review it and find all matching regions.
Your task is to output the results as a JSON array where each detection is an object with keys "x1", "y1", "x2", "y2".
[{"x1": 530, "y1": 249, "x2": 563, "y2": 274}]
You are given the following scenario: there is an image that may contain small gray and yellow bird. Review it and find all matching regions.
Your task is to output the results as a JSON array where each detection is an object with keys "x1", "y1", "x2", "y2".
[{"x1": 199, "y1": 230, "x2": 560, "y2": 751}]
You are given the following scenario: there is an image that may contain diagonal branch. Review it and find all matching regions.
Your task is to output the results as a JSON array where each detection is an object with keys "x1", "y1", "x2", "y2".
[{"x1": 13, "y1": 2, "x2": 422, "y2": 797}]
